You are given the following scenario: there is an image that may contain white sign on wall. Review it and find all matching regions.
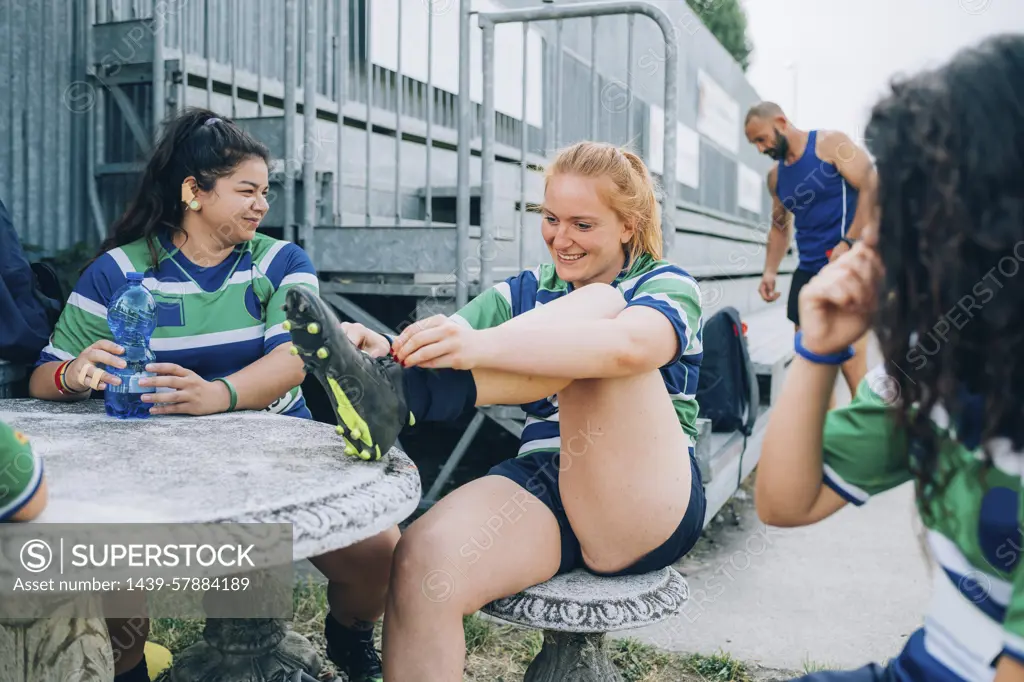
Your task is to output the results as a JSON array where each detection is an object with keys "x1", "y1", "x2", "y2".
[
  {"x1": 737, "y1": 163, "x2": 764, "y2": 213},
  {"x1": 646, "y1": 104, "x2": 700, "y2": 189},
  {"x1": 370, "y1": 0, "x2": 544, "y2": 128},
  {"x1": 696, "y1": 70, "x2": 740, "y2": 155}
]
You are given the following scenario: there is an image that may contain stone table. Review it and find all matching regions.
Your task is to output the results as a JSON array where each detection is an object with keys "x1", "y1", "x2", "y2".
[{"x1": 0, "y1": 398, "x2": 421, "y2": 682}]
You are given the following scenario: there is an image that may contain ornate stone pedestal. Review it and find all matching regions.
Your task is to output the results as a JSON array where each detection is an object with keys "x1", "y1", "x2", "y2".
[
  {"x1": 524, "y1": 631, "x2": 623, "y2": 682},
  {"x1": 0, "y1": 594, "x2": 114, "y2": 682},
  {"x1": 162, "y1": 619, "x2": 320, "y2": 682},
  {"x1": 482, "y1": 567, "x2": 689, "y2": 682}
]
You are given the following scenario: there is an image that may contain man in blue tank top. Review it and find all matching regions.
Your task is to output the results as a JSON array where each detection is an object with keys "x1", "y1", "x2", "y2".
[{"x1": 743, "y1": 101, "x2": 876, "y2": 400}]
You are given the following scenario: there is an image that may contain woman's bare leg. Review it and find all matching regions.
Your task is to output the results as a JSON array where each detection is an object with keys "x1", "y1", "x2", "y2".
[
  {"x1": 469, "y1": 283, "x2": 696, "y2": 572},
  {"x1": 557, "y1": 366, "x2": 695, "y2": 573},
  {"x1": 308, "y1": 526, "x2": 401, "y2": 629},
  {"x1": 467, "y1": 283, "x2": 626, "y2": 406},
  {"x1": 473, "y1": 281, "x2": 627, "y2": 330},
  {"x1": 383, "y1": 476, "x2": 562, "y2": 682},
  {"x1": 470, "y1": 368, "x2": 570, "y2": 407}
]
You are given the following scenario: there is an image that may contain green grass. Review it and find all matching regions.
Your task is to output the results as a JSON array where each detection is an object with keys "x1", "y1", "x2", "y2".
[
  {"x1": 149, "y1": 578, "x2": 753, "y2": 682},
  {"x1": 610, "y1": 638, "x2": 675, "y2": 680},
  {"x1": 802, "y1": 656, "x2": 841, "y2": 673},
  {"x1": 148, "y1": 616, "x2": 205, "y2": 654},
  {"x1": 683, "y1": 650, "x2": 753, "y2": 681}
]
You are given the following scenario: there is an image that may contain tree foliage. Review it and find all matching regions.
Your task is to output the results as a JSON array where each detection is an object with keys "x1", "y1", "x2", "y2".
[{"x1": 686, "y1": 0, "x2": 754, "y2": 71}]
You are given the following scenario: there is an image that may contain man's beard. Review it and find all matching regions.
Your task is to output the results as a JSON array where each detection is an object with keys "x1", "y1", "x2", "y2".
[{"x1": 765, "y1": 130, "x2": 789, "y2": 160}]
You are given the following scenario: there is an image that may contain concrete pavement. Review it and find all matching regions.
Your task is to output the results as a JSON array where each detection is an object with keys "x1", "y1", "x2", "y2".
[{"x1": 626, "y1": 482, "x2": 931, "y2": 673}]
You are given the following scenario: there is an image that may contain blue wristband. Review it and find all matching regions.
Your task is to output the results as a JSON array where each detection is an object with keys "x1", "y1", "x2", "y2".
[{"x1": 794, "y1": 331, "x2": 854, "y2": 365}]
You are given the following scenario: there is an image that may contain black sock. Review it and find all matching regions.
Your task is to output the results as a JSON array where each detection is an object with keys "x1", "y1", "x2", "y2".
[
  {"x1": 113, "y1": 655, "x2": 149, "y2": 682},
  {"x1": 402, "y1": 367, "x2": 478, "y2": 422},
  {"x1": 325, "y1": 611, "x2": 374, "y2": 647}
]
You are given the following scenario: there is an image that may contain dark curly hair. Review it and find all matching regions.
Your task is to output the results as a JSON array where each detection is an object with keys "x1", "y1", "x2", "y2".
[
  {"x1": 89, "y1": 107, "x2": 270, "y2": 270},
  {"x1": 866, "y1": 34, "x2": 1024, "y2": 525}
]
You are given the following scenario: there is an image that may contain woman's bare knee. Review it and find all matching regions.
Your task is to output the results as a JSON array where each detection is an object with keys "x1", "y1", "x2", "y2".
[
  {"x1": 388, "y1": 477, "x2": 562, "y2": 625},
  {"x1": 389, "y1": 525, "x2": 468, "y2": 614},
  {"x1": 566, "y1": 282, "x2": 626, "y2": 318}
]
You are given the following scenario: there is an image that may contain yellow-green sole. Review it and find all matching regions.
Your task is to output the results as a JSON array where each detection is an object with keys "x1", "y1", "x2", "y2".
[{"x1": 327, "y1": 376, "x2": 380, "y2": 461}]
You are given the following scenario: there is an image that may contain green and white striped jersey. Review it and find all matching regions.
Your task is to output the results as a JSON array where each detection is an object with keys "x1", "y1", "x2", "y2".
[
  {"x1": 37, "y1": 232, "x2": 318, "y2": 418},
  {"x1": 823, "y1": 365, "x2": 1024, "y2": 680}
]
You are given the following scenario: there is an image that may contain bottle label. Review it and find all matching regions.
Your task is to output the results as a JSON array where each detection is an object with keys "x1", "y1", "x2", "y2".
[{"x1": 129, "y1": 373, "x2": 156, "y2": 394}]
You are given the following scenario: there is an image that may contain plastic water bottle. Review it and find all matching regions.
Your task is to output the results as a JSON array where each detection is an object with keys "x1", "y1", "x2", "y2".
[{"x1": 104, "y1": 272, "x2": 157, "y2": 419}]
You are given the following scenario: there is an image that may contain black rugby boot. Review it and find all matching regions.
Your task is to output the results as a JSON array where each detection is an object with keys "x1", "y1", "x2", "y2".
[{"x1": 282, "y1": 287, "x2": 414, "y2": 460}]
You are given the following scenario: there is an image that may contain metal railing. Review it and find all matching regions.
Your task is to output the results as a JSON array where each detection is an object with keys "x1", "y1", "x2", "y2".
[
  {"x1": 87, "y1": 0, "x2": 535, "y2": 242},
  {"x1": 464, "y1": 1, "x2": 680, "y2": 302}
]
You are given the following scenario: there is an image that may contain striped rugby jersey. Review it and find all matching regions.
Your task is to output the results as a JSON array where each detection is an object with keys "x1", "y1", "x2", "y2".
[
  {"x1": 36, "y1": 232, "x2": 318, "y2": 419},
  {"x1": 823, "y1": 365, "x2": 1024, "y2": 680},
  {"x1": 452, "y1": 252, "x2": 703, "y2": 457},
  {"x1": 0, "y1": 421, "x2": 44, "y2": 521}
]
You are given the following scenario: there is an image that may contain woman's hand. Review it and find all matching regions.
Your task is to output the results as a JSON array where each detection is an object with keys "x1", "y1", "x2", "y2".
[
  {"x1": 798, "y1": 240, "x2": 884, "y2": 355},
  {"x1": 64, "y1": 340, "x2": 127, "y2": 392},
  {"x1": 392, "y1": 315, "x2": 486, "y2": 370},
  {"x1": 138, "y1": 363, "x2": 231, "y2": 416},
  {"x1": 341, "y1": 322, "x2": 391, "y2": 358}
]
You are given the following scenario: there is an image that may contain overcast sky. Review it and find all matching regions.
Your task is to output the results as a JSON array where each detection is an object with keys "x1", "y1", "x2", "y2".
[{"x1": 741, "y1": 0, "x2": 1023, "y2": 145}]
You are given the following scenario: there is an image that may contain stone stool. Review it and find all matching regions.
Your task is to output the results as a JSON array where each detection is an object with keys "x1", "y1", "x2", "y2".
[{"x1": 481, "y1": 567, "x2": 689, "y2": 682}]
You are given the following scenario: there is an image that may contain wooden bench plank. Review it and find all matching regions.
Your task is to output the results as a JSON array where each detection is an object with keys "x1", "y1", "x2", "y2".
[
  {"x1": 742, "y1": 307, "x2": 795, "y2": 407},
  {"x1": 701, "y1": 405, "x2": 771, "y2": 527},
  {"x1": 746, "y1": 308, "x2": 795, "y2": 363}
]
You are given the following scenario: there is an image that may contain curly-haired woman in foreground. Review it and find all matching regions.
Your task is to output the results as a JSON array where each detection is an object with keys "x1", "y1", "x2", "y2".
[{"x1": 756, "y1": 34, "x2": 1024, "y2": 681}]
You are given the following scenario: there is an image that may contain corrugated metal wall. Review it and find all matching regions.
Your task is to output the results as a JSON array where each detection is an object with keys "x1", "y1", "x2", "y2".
[{"x1": 1, "y1": 0, "x2": 91, "y2": 255}]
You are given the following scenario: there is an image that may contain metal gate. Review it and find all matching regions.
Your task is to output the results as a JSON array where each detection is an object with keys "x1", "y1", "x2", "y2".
[{"x1": 458, "y1": 0, "x2": 681, "y2": 306}]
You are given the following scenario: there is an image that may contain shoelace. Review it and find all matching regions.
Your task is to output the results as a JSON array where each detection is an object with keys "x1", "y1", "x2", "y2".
[
  {"x1": 328, "y1": 637, "x2": 382, "y2": 677},
  {"x1": 370, "y1": 356, "x2": 396, "y2": 386},
  {"x1": 349, "y1": 642, "x2": 383, "y2": 675}
]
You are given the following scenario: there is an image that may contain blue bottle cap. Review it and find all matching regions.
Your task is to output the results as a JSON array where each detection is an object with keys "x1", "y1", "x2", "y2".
[{"x1": 126, "y1": 272, "x2": 144, "y2": 282}]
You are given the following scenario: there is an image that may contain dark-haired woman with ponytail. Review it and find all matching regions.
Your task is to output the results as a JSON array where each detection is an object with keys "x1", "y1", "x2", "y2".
[
  {"x1": 757, "y1": 35, "x2": 1024, "y2": 682},
  {"x1": 28, "y1": 108, "x2": 394, "y2": 682}
]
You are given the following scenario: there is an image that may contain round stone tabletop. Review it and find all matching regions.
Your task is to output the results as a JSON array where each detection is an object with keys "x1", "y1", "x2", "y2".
[{"x1": 0, "y1": 399, "x2": 421, "y2": 561}]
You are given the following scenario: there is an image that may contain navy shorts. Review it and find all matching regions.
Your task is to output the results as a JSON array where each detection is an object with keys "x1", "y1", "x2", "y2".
[
  {"x1": 488, "y1": 446, "x2": 706, "y2": 576},
  {"x1": 787, "y1": 267, "x2": 817, "y2": 326}
]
